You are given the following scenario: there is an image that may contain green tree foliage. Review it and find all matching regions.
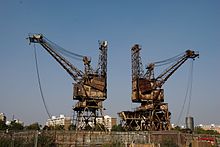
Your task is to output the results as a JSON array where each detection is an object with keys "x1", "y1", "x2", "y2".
[
  {"x1": 0, "y1": 120, "x2": 8, "y2": 130},
  {"x1": 54, "y1": 125, "x2": 64, "y2": 130},
  {"x1": 8, "y1": 120, "x2": 24, "y2": 131},
  {"x1": 173, "y1": 126, "x2": 220, "y2": 135},
  {"x1": 194, "y1": 126, "x2": 220, "y2": 135},
  {"x1": 111, "y1": 124, "x2": 125, "y2": 132},
  {"x1": 172, "y1": 126, "x2": 192, "y2": 133},
  {"x1": 25, "y1": 122, "x2": 41, "y2": 130},
  {"x1": 42, "y1": 125, "x2": 64, "y2": 130},
  {"x1": 172, "y1": 126, "x2": 181, "y2": 131}
]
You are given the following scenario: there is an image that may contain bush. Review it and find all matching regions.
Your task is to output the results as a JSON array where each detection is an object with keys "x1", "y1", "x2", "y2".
[{"x1": 111, "y1": 124, "x2": 125, "y2": 132}]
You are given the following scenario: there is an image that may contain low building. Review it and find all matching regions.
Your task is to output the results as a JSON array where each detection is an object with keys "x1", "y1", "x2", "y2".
[
  {"x1": 0, "y1": 113, "x2": 6, "y2": 123},
  {"x1": 5, "y1": 119, "x2": 24, "y2": 126},
  {"x1": 198, "y1": 124, "x2": 220, "y2": 133},
  {"x1": 96, "y1": 115, "x2": 117, "y2": 131},
  {"x1": 46, "y1": 114, "x2": 71, "y2": 130}
]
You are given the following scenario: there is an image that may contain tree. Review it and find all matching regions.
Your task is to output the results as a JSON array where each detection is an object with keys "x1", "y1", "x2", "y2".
[
  {"x1": 54, "y1": 125, "x2": 64, "y2": 130},
  {"x1": 25, "y1": 122, "x2": 41, "y2": 130},
  {"x1": 42, "y1": 125, "x2": 50, "y2": 130},
  {"x1": 111, "y1": 124, "x2": 125, "y2": 132},
  {"x1": 0, "y1": 120, "x2": 8, "y2": 130},
  {"x1": 194, "y1": 126, "x2": 220, "y2": 135},
  {"x1": 42, "y1": 125, "x2": 64, "y2": 130},
  {"x1": 8, "y1": 120, "x2": 24, "y2": 131},
  {"x1": 172, "y1": 126, "x2": 181, "y2": 131}
]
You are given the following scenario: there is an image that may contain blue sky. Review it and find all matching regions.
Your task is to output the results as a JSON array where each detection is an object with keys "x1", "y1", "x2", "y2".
[{"x1": 0, "y1": 0, "x2": 220, "y2": 126}]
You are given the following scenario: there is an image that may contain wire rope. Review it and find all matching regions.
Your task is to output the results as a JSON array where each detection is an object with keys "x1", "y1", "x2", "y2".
[
  {"x1": 176, "y1": 60, "x2": 194, "y2": 125},
  {"x1": 153, "y1": 52, "x2": 184, "y2": 66},
  {"x1": 154, "y1": 56, "x2": 183, "y2": 67},
  {"x1": 34, "y1": 45, "x2": 52, "y2": 119},
  {"x1": 186, "y1": 61, "x2": 194, "y2": 116},
  {"x1": 44, "y1": 37, "x2": 84, "y2": 61}
]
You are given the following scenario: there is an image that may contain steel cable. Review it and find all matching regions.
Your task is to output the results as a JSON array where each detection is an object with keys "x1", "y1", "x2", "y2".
[
  {"x1": 176, "y1": 60, "x2": 194, "y2": 125},
  {"x1": 186, "y1": 61, "x2": 194, "y2": 116},
  {"x1": 34, "y1": 45, "x2": 52, "y2": 119},
  {"x1": 153, "y1": 52, "x2": 184, "y2": 67},
  {"x1": 44, "y1": 37, "x2": 84, "y2": 61}
]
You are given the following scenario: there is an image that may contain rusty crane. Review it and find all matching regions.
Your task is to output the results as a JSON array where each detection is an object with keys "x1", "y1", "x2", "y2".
[
  {"x1": 118, "y1": 44, "x2": 199, "y2": 131},
  {"x1": 28, "y1": 34, "x2": 108, "y2": 130}
]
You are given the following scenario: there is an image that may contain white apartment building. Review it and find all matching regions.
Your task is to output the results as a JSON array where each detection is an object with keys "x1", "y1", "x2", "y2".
[
  {"x1": 0, "y1": 113, "x2": 6, "y2": 123},
  {"x1": 46, "y1": 114, "x2": 71, "y2": 130},
  {"x1": 96, "y1": 115, "x2": 117, "y2": 131}
]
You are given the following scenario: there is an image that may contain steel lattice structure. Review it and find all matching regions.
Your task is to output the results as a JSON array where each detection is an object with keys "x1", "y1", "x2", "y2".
[
  {"x1": 119, "y1": 44, "x2": 199, "y2": 131},
  {"x1": 28, "y1": 34, "x2": 108, "y2": 130}
]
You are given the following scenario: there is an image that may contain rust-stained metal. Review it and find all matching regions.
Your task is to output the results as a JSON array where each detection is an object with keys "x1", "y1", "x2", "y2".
[
  {"x1": 119, "y1": 45, "x2": 199, "y2": 131},
  {"x1": 118, "y1": 102, "x2": 171, "y2": 131},
  {"x1": 72, "y1": 40, "x2": 108, "y2": 130},
  {"x1": 28, "y1": 34, "x2": 108, "y2": 130}
]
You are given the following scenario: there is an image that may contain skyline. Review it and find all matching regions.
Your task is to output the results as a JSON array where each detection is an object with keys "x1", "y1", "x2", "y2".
[{"x1": 0, "y1": 1, "x2": 220, "y2": 126}]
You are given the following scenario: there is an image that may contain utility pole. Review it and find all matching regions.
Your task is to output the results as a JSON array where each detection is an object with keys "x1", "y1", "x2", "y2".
[{"x1": 34, "y1": 130, "x2": 38, "y2": 147}]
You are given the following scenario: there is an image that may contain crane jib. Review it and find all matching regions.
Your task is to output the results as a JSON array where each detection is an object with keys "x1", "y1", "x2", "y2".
[{"x1": 28, "y1": 34, "x2": 84, "y2": 82}]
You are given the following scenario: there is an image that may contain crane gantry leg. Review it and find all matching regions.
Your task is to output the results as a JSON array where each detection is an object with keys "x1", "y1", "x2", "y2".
[{"x1": 73, "y1": 100, "x2": 105, "y2": 131}]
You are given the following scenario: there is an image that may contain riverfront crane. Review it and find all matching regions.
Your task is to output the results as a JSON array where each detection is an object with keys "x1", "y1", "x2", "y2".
[
  {"x1": 28, "y1": 34, "x2": 108, "y2": 130},
  {"x1": 119, "y1": 44, "x2": 199, "y2": 131}
]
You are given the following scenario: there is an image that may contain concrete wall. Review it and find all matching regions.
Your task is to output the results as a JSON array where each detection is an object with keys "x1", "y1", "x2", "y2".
[
  {"x1": 44, "y1": 131, "x2": 184, "y2": 146},
  {"x1": 0, "y1": 130, "x2": 218, "y2": 147}
]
